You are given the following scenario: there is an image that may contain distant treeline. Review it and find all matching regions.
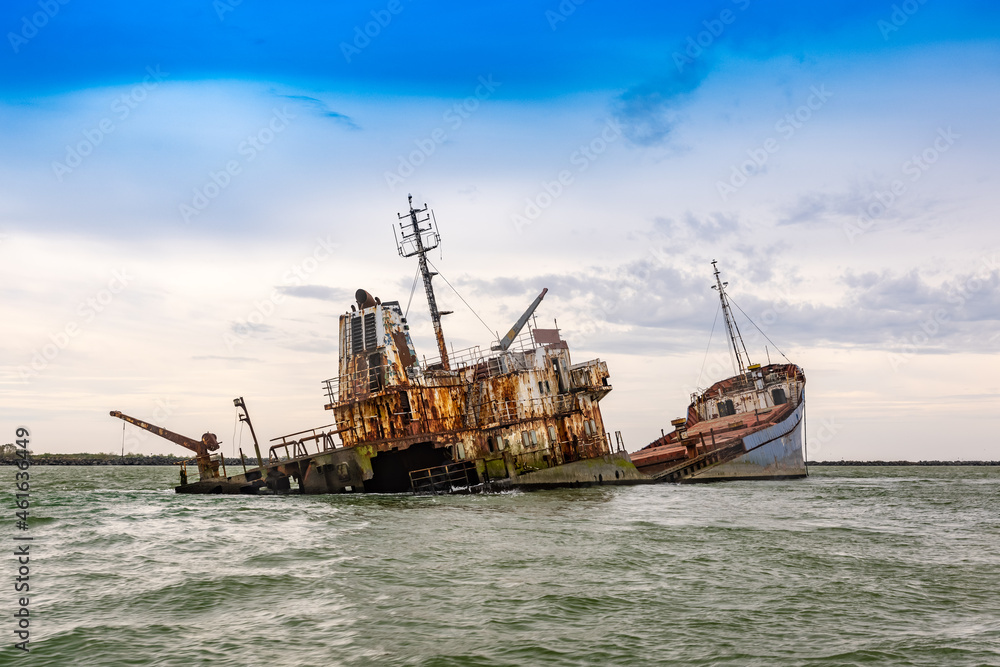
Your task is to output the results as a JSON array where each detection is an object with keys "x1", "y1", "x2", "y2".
[
  {"x1": 1, "y1": 453, "x2": 262, "y2": 466},
  {"x1": 807, "y1": 460, "x2": 1000, "y2": 466},
  {"x1": 3, "y1": 453, "x2": 997, "y2": 467}
]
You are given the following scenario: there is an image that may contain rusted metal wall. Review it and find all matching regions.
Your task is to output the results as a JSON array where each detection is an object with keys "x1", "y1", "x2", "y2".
[{"x1": 320, "y1": 298, "x2": 618, "y2": 486}]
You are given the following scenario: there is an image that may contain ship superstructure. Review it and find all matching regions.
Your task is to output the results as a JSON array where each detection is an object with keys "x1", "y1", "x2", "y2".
[{"x1": 313, "y1": 195, "x2": 644, "y2": 492}]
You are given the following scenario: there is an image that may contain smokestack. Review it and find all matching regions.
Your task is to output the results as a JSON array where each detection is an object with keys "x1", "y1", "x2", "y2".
[{"x1": 355, "y1": 289, "x2": 377, "y2": 309}]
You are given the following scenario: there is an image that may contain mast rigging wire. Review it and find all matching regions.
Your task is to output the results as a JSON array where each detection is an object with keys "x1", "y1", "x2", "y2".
[
  {"x1": 696, "y1": 301, "x2": 722, "y2": 390},
  {"x1": 726, "y1": 295, "x2": 792, "y2": 363},
  {"x1": 426, "y1": 259, "x2": 497, "y2": 340},
  {"x1": 404, "y1": 267, "x2": 420, "y2": 319}
]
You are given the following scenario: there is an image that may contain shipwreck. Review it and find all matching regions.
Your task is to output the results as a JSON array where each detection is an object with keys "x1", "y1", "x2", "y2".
[{"x1": 112, "y1": 196, "x2": 646, "y2": 494}]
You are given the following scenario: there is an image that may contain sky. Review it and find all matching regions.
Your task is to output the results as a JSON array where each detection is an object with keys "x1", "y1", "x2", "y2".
[{"x1": 1, "y1": 0, "x2": 998, "y2": 461}]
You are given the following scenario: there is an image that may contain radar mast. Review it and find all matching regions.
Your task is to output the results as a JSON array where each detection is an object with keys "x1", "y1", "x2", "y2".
[{"x1": 395, "y1": 195, "x2": 451, "y2": 369}]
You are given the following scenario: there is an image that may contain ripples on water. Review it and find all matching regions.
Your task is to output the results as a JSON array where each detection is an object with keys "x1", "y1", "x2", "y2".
[{"x1": 19, "y1": 466, "x2": 1000, "y2": 666}]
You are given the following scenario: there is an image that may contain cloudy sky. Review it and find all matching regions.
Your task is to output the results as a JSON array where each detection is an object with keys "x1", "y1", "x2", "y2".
[{"x1": 2, "y1": 0, "x2": 998, "y2": 460}]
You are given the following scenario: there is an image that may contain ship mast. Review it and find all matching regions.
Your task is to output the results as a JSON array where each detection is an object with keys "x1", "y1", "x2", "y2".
[
  {"x1": 711, "y1": 260, "x2": 752, "y2": 376},
  {"x1": 396, "y1": 194, "x2": 451, "y2": 370}
]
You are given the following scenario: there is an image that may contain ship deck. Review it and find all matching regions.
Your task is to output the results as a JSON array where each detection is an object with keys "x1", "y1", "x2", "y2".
[{"x1": 631, "y1": 401, "x2": 796, "y2": 474}]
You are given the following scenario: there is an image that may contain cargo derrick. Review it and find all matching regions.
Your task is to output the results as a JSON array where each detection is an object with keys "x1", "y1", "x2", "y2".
[{"x1": 109, "y1": 410, "x2": 223, "y2": 483}]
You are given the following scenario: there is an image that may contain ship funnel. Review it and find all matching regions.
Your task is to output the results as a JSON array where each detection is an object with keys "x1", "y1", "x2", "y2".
[{"x1": 355, "y1": 289, "x2": 377, "y2": 309}]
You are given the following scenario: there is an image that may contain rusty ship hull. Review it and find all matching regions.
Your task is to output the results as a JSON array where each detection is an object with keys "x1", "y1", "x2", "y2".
[
  {"x1": 631, "y1": 363, "x2": 807, "y2": 483},
  {"x1": 630, "y1": 261, "x2": 808, "y2": 484}
]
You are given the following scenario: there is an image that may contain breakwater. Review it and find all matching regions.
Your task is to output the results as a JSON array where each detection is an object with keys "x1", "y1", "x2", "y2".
[{"x1": 2, "y1": 454, "x2": 262, "y2": 466}]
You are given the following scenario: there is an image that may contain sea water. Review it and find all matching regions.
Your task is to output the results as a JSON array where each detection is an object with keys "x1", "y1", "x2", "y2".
[{"x1": 8, "y1": 466, "x2": 1000, "y2": 666}]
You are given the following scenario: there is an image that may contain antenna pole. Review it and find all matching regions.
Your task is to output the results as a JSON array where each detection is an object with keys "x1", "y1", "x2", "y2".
[
  {"x1": 397, "y1": 194, "x2": 450, "y2": 369},
  {"x1": 712, "y1": 260, "x2": 751, "y2": 376}
]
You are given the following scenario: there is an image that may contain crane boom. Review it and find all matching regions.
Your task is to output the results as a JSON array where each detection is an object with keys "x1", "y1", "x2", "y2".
[
  {"x1": 493, "y1": 288, "x2": 548, "y2": 351},
  {"x1": 109, "y1": 410, "x2": 220, "y2": 457}
]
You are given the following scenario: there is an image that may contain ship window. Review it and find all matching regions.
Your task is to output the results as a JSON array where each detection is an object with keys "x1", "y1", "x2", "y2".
[
  {"x1": 457, "y1": 443, "x2": 465, "y2": 459},
  {"x1": 771, "y1": 388, "x2": 787, "y2": 405},
  {"x1": 503, "y1": 438, "x2": 510, "y2": 450},
  {"x1": 545, "y1": 381, "x2": 551, "y2": 393},
  {"x1": 538, "y1": 381, "x2": 545, "y2": 395},
  {"x1": 589, "y1": 419, "x2": 597, "y2": 435},
  {"x1": 548, "y1": 426, "x2": 557, "y2": 444},
  {"x1": 717, "y1": 400, "x2": 736, "y2": 417},
  {"x1": 487, "y1": 436, "x2": 495, "y2": 453},
  {"x1": 529, "y1": 430, "x2": 538, "y2": 446},
  {"x1": 521, "y1": 431, "x2": 530, "y2": 448},
  {"x1": 726, "y1": 399, "x2": 735, "y2": 415}
]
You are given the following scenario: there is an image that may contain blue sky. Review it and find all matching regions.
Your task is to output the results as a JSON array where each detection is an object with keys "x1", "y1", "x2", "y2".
[{"x1": 2, "y1": 1, "x2": 999, "y2": 459}]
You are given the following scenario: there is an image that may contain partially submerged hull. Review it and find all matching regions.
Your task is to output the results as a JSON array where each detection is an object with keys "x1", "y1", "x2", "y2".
[
  {"x1": 632, "y1": 363, "x2": 808, "y2": 484},
  {"x1": 683, "y1": 393, "x2": 806, "y2": 482}
]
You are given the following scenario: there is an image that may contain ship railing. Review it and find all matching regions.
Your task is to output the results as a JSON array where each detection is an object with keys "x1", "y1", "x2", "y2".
[
  {"x1": 604, "y1": 430, "x2": 627, "y2": 454},
  {"x1": 422, "y1": 331, "x2": 538, "y2": 376},
  {"x1": 322, "y1": 363, "x2": 395, "y2": 405},
  {"x1": 421, "y1": 344, "x2": 487, "y2": 372},
  {"x1": 270, "y1": 423, "x2": 341, "y2": 457},
  {"x1": 268, "y1": 440, "x2": 310, "y2": 463},
  {"x1": 481, "y1": 394, "x2": 578, "y2": 425},
  {"x1": 409, "y1": 460, "x2": 478, "y2": 494}
]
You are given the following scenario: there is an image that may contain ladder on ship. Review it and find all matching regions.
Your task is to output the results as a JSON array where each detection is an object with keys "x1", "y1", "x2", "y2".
[
  {"x1": 650, "y1": 441, "x2": 747, "y2": 484},
  {"x1": 409, "y1": 460, "x2": 479, "y2": 494}
]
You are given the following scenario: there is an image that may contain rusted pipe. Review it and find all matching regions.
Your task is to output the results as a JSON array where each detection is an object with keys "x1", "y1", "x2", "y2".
[{"x1": 356, "y1": 289, "x2": 377, "y2": 309}]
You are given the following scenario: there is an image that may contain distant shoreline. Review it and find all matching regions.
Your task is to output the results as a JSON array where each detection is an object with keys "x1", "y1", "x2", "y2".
[
  {"x1": 2, "y1": 455, "x2": 997, "y2": 467},
  {"x1": 807, "y1": 460, "x2": 999, "y2": 466},
  {"x1": 2, "y1": 454, "x2": 262, "y2": 466}
]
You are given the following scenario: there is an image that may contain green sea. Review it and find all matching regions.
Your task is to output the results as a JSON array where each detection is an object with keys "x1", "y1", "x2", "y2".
[{"x1": 6, "y1": 466, "x2": 999, "y2": 666}]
